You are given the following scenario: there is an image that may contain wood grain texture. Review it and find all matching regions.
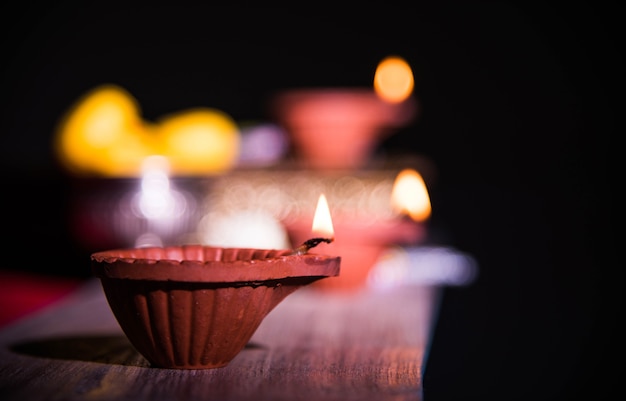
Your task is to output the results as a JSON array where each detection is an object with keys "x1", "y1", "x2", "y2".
[{"x1": 0, "y1": 279, "x2": 439, "y2": 401}]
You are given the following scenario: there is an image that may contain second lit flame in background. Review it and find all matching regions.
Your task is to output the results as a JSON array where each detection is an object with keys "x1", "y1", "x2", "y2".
[{"x1": 391, "y1": 169, "x2": 431, "y2": 222}]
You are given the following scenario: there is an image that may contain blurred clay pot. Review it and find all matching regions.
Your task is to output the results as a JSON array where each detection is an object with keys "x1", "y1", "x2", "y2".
[
  {"x1": 272, "y1": 88, "x2": 417, "y2": 170},
  {"x1": 286, "y1": 218, "x2": 424, "y2": 291},
  {"x1": 91, "y1": 245, "x2": 340, "y2": 369}
]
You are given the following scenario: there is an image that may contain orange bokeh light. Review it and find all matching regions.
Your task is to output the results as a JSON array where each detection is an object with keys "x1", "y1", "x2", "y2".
[{"x1": 374, "y1": 56, "x2": 414, "y2": 104}]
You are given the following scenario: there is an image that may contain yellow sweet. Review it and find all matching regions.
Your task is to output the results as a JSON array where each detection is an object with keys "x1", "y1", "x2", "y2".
[
  {"x1": 54, "y1": 84, "x2": 152, "y2": 176},
  {"x1": 156, "y1": 108, "x2": 240, "y2": 176},
  {"x1": 54, "y1": 84, "x2": 240, "y2": 177}
]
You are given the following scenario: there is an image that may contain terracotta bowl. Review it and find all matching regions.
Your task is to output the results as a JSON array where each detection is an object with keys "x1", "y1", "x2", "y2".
[
  {"x1": 91, "y1": 245, "x2": 340, "y2": 369},
  {"x1": 286, "y1": 218, "x2": 424, "y2": 291},
  {"x1": 272, "y1": 88, "x2": 417, "y2": 170}
]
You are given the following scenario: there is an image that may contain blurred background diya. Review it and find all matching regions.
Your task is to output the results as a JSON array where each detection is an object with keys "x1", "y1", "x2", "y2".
[
  {"x1": 53, "y1": 55, "x2": 473, "y2": 292},
  {"x1": 271, "y1": 55, "x2": 418, "y2": 170}
]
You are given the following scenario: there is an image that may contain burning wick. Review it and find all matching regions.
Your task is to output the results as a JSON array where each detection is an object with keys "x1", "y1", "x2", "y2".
[
  {"x1": 293, "y1": 193, "x2": 335, "y2": 255},
  {"x1": 292, "y1": 237, "x2": 334, "y2": 255}
]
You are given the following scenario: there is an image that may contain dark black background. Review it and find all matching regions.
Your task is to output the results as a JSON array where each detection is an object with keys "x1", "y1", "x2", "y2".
[{"x1": 0, "y1": 2, "x2": 620, "y2": 400}]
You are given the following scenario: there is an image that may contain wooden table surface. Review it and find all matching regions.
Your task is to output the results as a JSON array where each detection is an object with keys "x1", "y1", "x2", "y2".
[{"x1": 0, "y1": 278, "x2": 440, "y2": 401}]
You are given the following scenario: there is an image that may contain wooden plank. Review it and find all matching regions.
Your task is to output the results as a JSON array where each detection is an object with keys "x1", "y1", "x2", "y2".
[{"x1": 0, "y1": 279, "x2": 438, "y2": 401}]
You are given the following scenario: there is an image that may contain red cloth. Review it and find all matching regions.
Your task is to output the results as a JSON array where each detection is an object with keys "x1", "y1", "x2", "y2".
[{"x1": 0, "y1": 270, "x2": 83, "y2": 327}]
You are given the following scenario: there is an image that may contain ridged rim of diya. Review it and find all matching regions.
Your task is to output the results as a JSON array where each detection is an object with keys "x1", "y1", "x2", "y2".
[{"x1": 91, "y1": 244, "x2": 340, "y2": 283}]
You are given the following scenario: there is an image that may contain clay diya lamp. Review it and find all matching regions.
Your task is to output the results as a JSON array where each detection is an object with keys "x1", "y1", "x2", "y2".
[
  {"x1": 271, "y1": 88, "x2": 416, "y2": 170},
  {"x1": 286, "y1": 169, "x2": 430, "y2": 291},
  {"x1": 286, "y1": 218, "x2": 424, "y2": 291},
  {"x1": 91, "y1": 244, "x2": 340, "y2": 369}
]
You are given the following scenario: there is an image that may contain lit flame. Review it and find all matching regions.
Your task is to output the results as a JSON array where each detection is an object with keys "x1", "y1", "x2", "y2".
[
  {"x1": 374, "y1": 55, "x2": 414, "y2": 104},
  {"x1": 391, "y1": 169, "x2": 431, "y2": 222},
  {"x1": 312, "y1": 193, "x2": 335, "y2": 238}
]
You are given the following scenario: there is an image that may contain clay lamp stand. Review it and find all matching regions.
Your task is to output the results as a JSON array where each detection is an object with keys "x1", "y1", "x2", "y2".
[{"x1": 91, "y1": 244, "x2": 340, "y2": 369}]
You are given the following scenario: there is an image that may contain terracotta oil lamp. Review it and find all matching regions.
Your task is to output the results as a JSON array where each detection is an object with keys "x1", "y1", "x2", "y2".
[
  {"x1": 285, "y1": 169, "x2": 431, "y2": 291},
  {"x1": 92, "y1": 244, "x2": 340, "y2": 369},
  {"x1": 271, "y1": 56, "x2": 418, "y2": 171}
]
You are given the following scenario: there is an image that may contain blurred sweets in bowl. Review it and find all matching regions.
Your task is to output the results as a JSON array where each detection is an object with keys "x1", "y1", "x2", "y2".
[{"x1": 54, "y1": 84, "x2": 242, "y2": 178}]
